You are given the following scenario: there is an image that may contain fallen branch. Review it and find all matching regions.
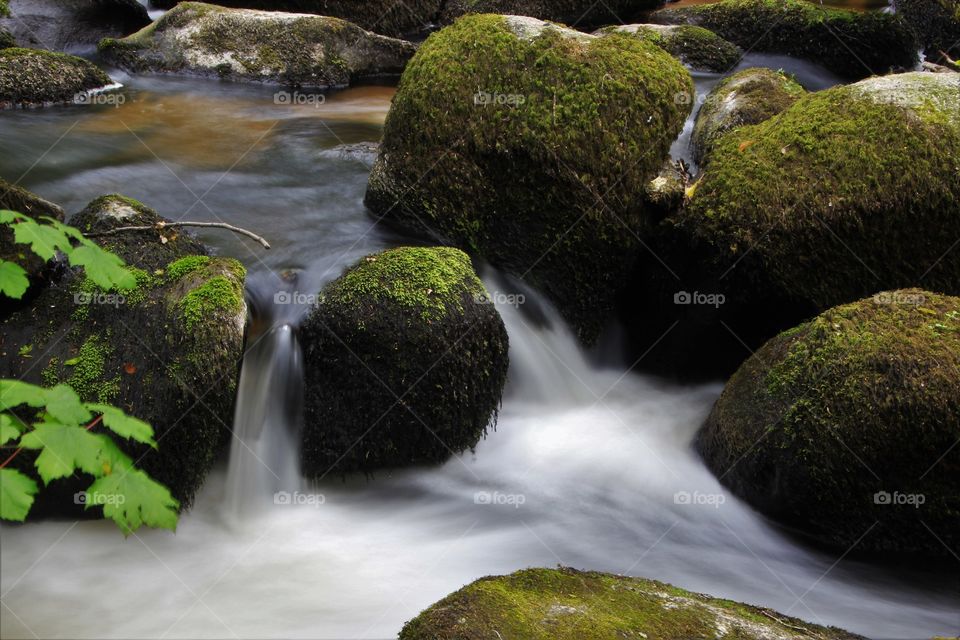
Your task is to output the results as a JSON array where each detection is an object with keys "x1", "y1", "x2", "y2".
[
  {"x1": 759, "y1": 610, "x2": 824, "y2": 639},
  {"x1": 85, "y1": 221, "x2": 271, "y2": 250},
  {"x1": 936, "y1": 50, "x2": 960, "y2": 72}
]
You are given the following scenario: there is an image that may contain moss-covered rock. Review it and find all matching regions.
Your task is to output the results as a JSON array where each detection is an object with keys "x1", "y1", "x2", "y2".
[
  {"x1": 0, "y1": 178, "x2": 65, "y2": 313},
  {"x1": 365, "y1": 14, "x2": 693, "y2": 343},
  {"x1": 440, "y1": 0, "x2": 662, "y2": 29},
  {"x1": 894, "y1": 0, "x2": 960, "y2": 62},
  {"x1": 0, "y1": 47, "x2": 113, "y2": 108},
  {"x1": 691, "y1": 67, "x2": 805, "y2": 165},
  {"x1": 699, "y1": 290, "x2": 959, "y2": 554},
  {"x1": 623, "y1": 71, "x2": 960, "y2": 378},
  {"x1": 400, "y1": 567, "x2": 864, "y2": 639},
  {"x1": 146, "y1": 0, "x2": 442, "y2": 37},
  {"x1": 0, "y1": 0, "x2": 149, "y2": 52},
  {"x1": 652, "y1": 0, "x2": 917, "y2": 79},
  {"x1": 299, "y1": 246, "x2": 508, "y2": 476},
  {"x1": 597, "y1": 23, "x2": 741, "y2": 73},
  {"x1": 98, "y1": 2, "x2": 416, "y2": 87},
  {"x1": 0, "y1": 194, "x2": 246, "y2": 515}
]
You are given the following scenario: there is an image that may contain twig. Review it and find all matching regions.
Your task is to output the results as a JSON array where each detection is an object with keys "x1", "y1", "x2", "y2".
[
  {"x1": 936, "y1": 50, "x2": 960, "y2": 72},
  {"x1": 759, "y1": 609, "x2": 825, "y2": 639},
  {"x1": 85, "y1": 221, "x2": 271, "y2": 249}
]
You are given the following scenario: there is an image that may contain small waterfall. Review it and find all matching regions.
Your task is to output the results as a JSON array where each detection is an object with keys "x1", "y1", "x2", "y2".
[{"x1": 223, "y1": 275, "x2": 305, "y2": 521}]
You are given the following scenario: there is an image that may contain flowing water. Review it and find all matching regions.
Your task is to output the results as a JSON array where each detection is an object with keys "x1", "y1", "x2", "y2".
[{"x1": 1, "y1": 47, "x2": 958, "y2": 640}]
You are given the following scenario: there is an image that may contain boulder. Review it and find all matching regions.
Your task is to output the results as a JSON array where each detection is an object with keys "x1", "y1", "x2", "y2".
[
  {"x1": 0, "y1": 178, "x2": 65, "y2": 312},
  {"x1": 0, "y1": 194, "x2": 246, "y2": 513},
  {"x1": 652, "y1": 0, "x2": 917, "y2": 80},
  {"x1": 440, "y1": 0, "x2": 663, "y2": 29},
  {"x1": 98, "y1": 2, "x2": 417, "y2": 87},
  {"x1": 365, "y1": 14, "x2": 693, "y2": 343},
  {"x1": 0, "y1": 0, "x2": 149, "y2": 52},
  {"x1": 299, "y1": 246, "x2": 509, "y2": 476},
  {"x1": 622, "y1": 71, "x2": 960, "y2": 378},
  {"x1": 691, "y1": 67, "x2": 804, "y2": 165},
  {"x1": 894, "y1": 0, "x2": 960, "y2": 63},
  {"x1": 147, "y1": 0, "x2": 443, "y2": 37},
  {"x1": 400, "y1": 567, "x2": 864, "y2": 639},
  {"x1": 598, "y1": 23, "x2": 741, "y2": 73},
  {"x1": 698, "y1": 290, "x2": 959, "y2": 555},
  {"x1": 0, "y1": 47, "x2": 114, "y2": 107}
]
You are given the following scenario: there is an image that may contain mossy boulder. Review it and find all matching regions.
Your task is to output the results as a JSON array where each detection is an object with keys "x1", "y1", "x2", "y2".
[
  {"x1": 365, "y1": 14, "x2": 693, "y2": 343},
  {"x1": 652, "y1": 0, "x2": 917, "y2": 80},
  {"x1": 98, "y1": 2, "x2": 416, "y2": 88},
  {"x1": 0, "y1": 178, "x2": 65, "y2": 313},
  {"x1": 0, "y1": 47, "x2": 113, "y2": 108},
  {"x1": 400, "y1": 567, "x2": 863, "y2": 639},
  {"x1": 440, "y1": 0, "x2": 662, "y2": 29},
  {"x1": 691, "y1": 67, "x2": 805, "y2": 165},
  {"x1": 894, "y1": 0, "x2": 960, "y2": 62},
  {"x1": 623, "y1": 71, "x2": 960, "y2": 377},
  {"x1": 0, "y1": 0, "x2": 149, "y2": 52},
  {"x1": 597, "y1": 24, "x2": 741, "y2": 73},
  {"x1": 146, "y1": 0, "x2": 443, "y2": 37},
  {"x1": 299, "y1": 246, "x2": 509, "y2": 476},
  {"x1": 0, "y1": 194, "x2": 246, "y2": 515},
  {"x1": 699, "y1": 291, "x2": 960, "y2": 555}
]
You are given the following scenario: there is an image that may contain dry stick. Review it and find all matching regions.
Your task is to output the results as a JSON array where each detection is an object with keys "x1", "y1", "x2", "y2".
[
  {"x1": 759, "y1": 610, "x2": 825, "y2": 639},
  {"x1": 85, "y1": 221, "x2": 271, "y2": 249}
]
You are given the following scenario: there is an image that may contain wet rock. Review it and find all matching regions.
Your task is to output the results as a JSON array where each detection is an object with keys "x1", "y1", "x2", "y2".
[
  {"x1": 598, "y1": 23, "x2": 741, "y2": 72},
  {"x1": 400, "y1": 567, "x2": 865, "y2": 639},
  {"x1": 99, "y1": 2, "x2": 417, "y2": 88},
  {"x1": 439, "y1": 0, "x2": 662, "y2": 29},
  {"x1": 0, "y1": 47, "x2": 114, "y2": 108},
  {"x1": 652, "y1": 0, "x2": 917, "y2": 80},
  {"x1": 699, "y1": 290, "x2": 960, "y2": 555},
  {"x1": 894, "y1": 0, "x2": 960, "y2": 64},
  {"x1": 365, "y1": 14, "x2": 693, "y2": 344},
  {"x1": 0, "y1": 0, "x2": 149, "y2": 52},
  {"x1": 299, "y1": 246, "x2": 509, "y2": 476}
]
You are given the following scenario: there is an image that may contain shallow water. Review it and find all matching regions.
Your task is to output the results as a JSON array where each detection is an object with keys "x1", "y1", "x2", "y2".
[{"x1": 1, "y1": 58, "x2": 958, "y2": 640}]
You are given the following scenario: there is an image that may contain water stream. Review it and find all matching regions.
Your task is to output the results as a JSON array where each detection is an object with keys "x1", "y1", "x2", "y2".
[{"x1": 1, "y1": 38, "x2": 958, "y2": 640}]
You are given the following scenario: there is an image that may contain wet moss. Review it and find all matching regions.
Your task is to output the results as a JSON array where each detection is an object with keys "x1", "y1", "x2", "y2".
[
  {"x1": 179, "y1": 274, "x2": 245, "y2": 330},
  {"x1": 601, "y1": 24, "x2": 742, "y2": 73},
  {"x1": 440, "y1": 0, "x2": 661, "y2": 28},
  {"x1": 300, "y1": 246, "x2": 509, "y2": 476},
  {"x1": 366, "y1": 14, "x2": 693, "y2": 343},
  {"x1": 165, "y1": 255, "x2": 211, "y2": 282},
  {"x1": 652, "y1": 0, "x2": 917, "y2": 79},
  {"x1": 698, "y1": 290, "x2": 960, "y2": 555},
  {"x1": 400, "y1": 567, "x2": 863, "y2": 639},
  {"x1": 0, "y1": 48, "x2": 112, "y2": 107},
  {"x1": 62, "y1": 334, "x2": 121, "y2": 403}
]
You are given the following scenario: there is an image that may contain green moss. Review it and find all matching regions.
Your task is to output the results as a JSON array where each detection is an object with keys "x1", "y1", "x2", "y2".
[
  {"x1": 400, "y1": 567, "x2": 860, "y2": 639},
  {"x1": 166, "y1": 255, "x2": 211, "y2": 281},
  {"x1": 604, "y1": 24, "x2": 741, "y2": 72},
  {"x1": 63, "y1": 334, "x2": 121, "y2": 403},
  {"x1": 0, "y1": 0, "x2": 9, "y2": 18},
  {"x1": 40, "y1": 356, "x2": 60, "y2": 388},
  {"x1": 324, "y1": 247, "x2": 484, "y2": 323},
  {"x1": 179, "y1": 275, "x2": 244, "y2": 330},
  {"x1": 366, "y1": 14, "x2": 693, "y2": 343},
  {"x1": 441, "y1": 0, "x2": 662, "y2": 27},
  {"x1": 0, "y1": 48, "x2": 112, "y2": 106},
  {"x1": 653, "y1": 0, "x2": 916, "y2": 78}
]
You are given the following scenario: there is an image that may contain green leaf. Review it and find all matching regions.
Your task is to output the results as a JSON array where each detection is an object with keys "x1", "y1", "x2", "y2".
[
  {"x1": 0, "y1": 413, "x2": 28, "y2": 446},
  {"x1": 0, "y1": 379, "x2": 48, "y2": 410},
  {"x1": 45, "y1": 384, "x2": 92, "y2": 425},
  {"x1": 0, "y1": 468, "x2": 38, "y2": 522},
  {"x1": 0, "y1": 260, "x2": 29, "y2": 299},
  {"x1": 19, "y1": 423, "x2": 110, "y2": 484},
  {"x1": 12, "y1": 219, "x2": 71, "y2": 261},
  {"x1": 86, "y1": 466, "x2": 179, "y2": 535},
  {"x1": 0, "y1": 210, "x2": 26, "y2": 224},
  {"x1": 86, "y1": 403, "x2": 156, "y2": 447},
  {"x1": 68, "y1": 244, "x2": 136, "y2": 291}
]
